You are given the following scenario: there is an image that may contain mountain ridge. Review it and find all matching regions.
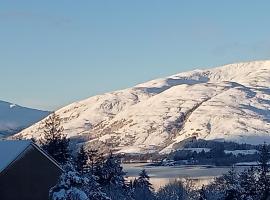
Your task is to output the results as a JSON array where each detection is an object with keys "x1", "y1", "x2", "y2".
[
  {"x1": 0, "y1": 100, "x2": 50, "y2": 137},
  {"x1": 16, "y1": 60, "x2": 270, "y2": 154}
]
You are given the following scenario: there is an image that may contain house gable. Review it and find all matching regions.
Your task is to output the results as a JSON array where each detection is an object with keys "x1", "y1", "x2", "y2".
[
  {"x1": 0, "y1": 144, "x2": 62, "y2": 200},
  {"x1": 0, "y1": 140, "x2": 31, "y2": 172}
]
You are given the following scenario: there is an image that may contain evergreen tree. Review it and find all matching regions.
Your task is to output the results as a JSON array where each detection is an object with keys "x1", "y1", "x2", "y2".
[
  {"x1": 96, "y1": 153, "x2": 126, "y2": 186},
  {"x1": 88, "y1": 149, "x2": 99, "y2": 174},
  {"x1": 40, "y1": 113, "x2": 70, "y2": 165},
  {"x1": 156, "y1": 180, "x2": 187, "y2": 200},
  {"x1": 202, "y1": 168, "x2": 242, "y2": 200},
  {"x1": 76, "y1": 145, "x2": 89, "y2": 174},
  {"x1": 49, "y1": 163, "x2": 89, "y2": 200},
  {"x1": 220, "y1": 168, "x2": 242, "y2": 200},
  {"x1": 50, "y1": 163, "x2": 110, "y2": 200},
  {"x1": 239, "y1": 167, "x2": 258, "y2": 199},
  {"x1": 257, "y1": 142, "x2": 270, "y2": 199},
  {"x1": 96, "y1": 153, "x2": 132, "y2": 200},
  {"x1": 133, "y1": 169, "x2": 154, "y2": 200},
  {"x1": 201, "y1": 181, "x2": 225, "y2": 200},
  {"x1": 84, "y1": 174, "x2": 111, "y2": 200},
  {"x1": 137, "y1": 169, "x2": 152, "y2": 188},
  {"x1": 210, "y1": 144, "x2": 225, "y2": 158}
]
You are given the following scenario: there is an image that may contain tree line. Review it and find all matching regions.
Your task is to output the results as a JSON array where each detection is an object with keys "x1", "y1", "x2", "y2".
[{"x1": 40, "y1": 113, "x2": 270, "y2": 200}]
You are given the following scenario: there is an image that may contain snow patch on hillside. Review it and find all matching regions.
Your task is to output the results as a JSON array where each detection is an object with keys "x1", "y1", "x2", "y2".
[{"x1": 16, "y1": 60, "x2": 270, "y2": 154}]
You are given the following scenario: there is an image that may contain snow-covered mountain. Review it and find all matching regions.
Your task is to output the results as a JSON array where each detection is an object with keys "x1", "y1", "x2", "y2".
[
  {"x1": 16, "y1": 60, "x2": 270, "y2": 154},
  {"x1": 0, "y1": 101, "x2": 50, "y2": 137}
]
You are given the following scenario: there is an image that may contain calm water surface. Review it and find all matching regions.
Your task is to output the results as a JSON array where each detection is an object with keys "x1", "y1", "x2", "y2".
[{"x1": 123, "y1": 163, "x2": 247, "y2": 190}]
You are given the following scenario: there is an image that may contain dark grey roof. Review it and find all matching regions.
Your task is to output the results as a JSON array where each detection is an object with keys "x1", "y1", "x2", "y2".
[{"x1": 0, "y1": 140, "x2": 62, "y2": 172}]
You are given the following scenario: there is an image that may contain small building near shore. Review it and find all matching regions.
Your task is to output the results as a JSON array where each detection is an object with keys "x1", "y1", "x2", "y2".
[{"x1": 0, "y1": 140, "x2": 62, "y2": 200}]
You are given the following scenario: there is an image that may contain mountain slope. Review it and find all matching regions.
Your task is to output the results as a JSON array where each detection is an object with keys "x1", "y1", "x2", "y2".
[
  {"x1": 0, "y1": 101, "x2": 50, "y2": 137},
  {"x1": 16, "y1": 60, "x2": 270, "y2": 153}
]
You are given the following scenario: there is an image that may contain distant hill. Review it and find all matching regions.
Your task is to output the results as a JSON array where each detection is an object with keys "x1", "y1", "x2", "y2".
[
  {"x1": 0, "y1": 101, "x2": 50, "y2": 137},
  {"x1": 17, "y1": 60, "x2": 270, "y2": 154}
]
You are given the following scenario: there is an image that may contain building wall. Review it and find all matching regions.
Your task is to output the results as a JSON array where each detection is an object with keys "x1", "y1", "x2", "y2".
[{"x1": 0, "y1": 145, "x2": 62, "y2": 200}]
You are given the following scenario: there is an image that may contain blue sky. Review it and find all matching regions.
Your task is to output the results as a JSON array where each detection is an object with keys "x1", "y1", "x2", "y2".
[{"x1": 1, "y1": 1, "x2": 270, "y2": 110}]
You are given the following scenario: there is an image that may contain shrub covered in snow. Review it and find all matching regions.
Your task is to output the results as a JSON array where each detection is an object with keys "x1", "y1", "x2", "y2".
[
  {"x1": 50, "y1": 163, "x2": 110, "y2": 200},
  {"x1": 156, "y1": 180, "x2": 188, "y2": 200}
]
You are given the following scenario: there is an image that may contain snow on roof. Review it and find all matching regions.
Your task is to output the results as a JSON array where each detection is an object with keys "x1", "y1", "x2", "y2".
[{"x1": 0, "y1": 140, "x2": 32, "y2": 172}]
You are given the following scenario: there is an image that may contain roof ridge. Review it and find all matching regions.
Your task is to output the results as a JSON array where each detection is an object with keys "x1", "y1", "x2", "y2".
[
  {"x1": 31, "y1": 143, "x2": 63, "y2": 171},
  {"x1": 0, "y1": 140, "x2": 63, "y2": 174}
]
